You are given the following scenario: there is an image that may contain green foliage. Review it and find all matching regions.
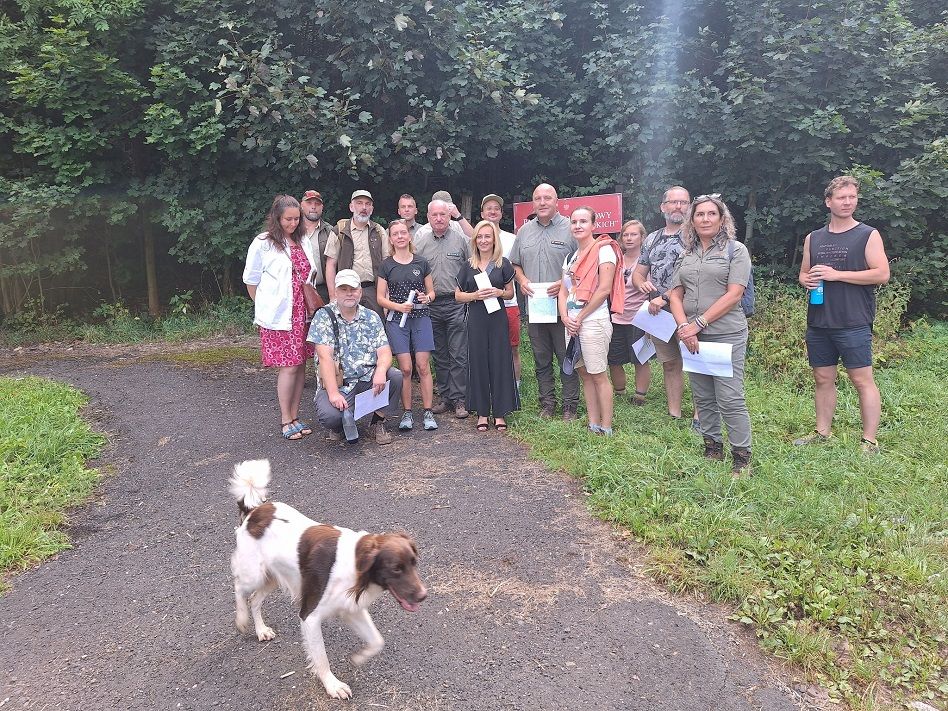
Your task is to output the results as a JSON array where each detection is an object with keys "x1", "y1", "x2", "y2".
[
  {"x1": 0, "y1": 376, "x2": 106, "y2": 590},
  {"x1": 512, "y1": 322, "x2": 948, "y2": 705}
]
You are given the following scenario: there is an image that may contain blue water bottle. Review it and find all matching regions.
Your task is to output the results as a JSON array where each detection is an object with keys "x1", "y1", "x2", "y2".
[{"x1": 809, "y1": 280, "x2": 824, "y2": 305}]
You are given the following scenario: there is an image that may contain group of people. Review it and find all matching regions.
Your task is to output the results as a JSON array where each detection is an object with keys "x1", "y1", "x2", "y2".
[{"x1": 243, "y1": 175, "x2": 890, "y2": 475}]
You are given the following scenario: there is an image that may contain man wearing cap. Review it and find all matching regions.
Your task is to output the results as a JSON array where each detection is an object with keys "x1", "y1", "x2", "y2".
[
  {"x1": 481, "y1": 193, "x2": 522, "y2": 392},
  {"x1": 308, "y1": 269, "x2": 402, "y2": 445},
  {"x1": 414, "y1": 199, "x2": 472, "y2": 418},
  {"x1": 324, "y1": 190, "x2": 388, "y2": 317},
  {"x1": 397, "y1": 194, "x2": 422, "y2": 238},
  {"x1": 300, "y1": 190, "x2": 334, "y2": 303},
  {"x1": 510, "y1": 183, "x2": 579, "y2": 419}
]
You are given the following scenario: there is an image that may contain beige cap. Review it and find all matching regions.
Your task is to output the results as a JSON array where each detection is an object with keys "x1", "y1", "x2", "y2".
[
  {"x1": 350, "y1": 190, "x2": 373, "y2": 202},
  {"x1": 481, "y1": 193, "x2": 503, "y2": 209},
  {"x1": 334, "y1": 269, "x2": 362, "y2": 289}
]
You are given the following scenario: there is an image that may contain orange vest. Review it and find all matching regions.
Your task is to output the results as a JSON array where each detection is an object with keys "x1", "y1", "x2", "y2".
[{"x1": 572, "y1": 235, "x2": 624, "y2": 315}]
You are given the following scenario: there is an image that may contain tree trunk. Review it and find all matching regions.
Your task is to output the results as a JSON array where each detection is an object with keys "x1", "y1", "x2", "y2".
[
  {"x1": 142, "y1": 213, "x2": 160, "y2": 316},
  {"x1": 744, "y1": 176, "x2": 757, "y2": 252},
  {"x1": 104, "y1": 232, "x2": 118, "y2": 302}
]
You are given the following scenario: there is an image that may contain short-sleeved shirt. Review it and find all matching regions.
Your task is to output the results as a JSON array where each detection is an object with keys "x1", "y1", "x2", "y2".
[
  {"x1": 509, "y1": 213, "x2": 576, "y2": 283},
  {"x1": 563, "y1": 245, "x2": 617, "y2": 321},
  {"x1": 669, "y1": 240, "x2": 751, "y2": 336},
  {"x1": 638, "y1": 228, "x2": 685, "y2": 295},
  {"x1": 379, "y1": 255, "x2": 432, "y2": 319},
  {"x1": 307, "y1": 303, "x2": 388, "y2": 391},
  {"x1": 414, "y1": 223, "x2": 471, "y2": 296}
]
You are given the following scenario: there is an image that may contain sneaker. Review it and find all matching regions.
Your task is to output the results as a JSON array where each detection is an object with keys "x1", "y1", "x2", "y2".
[
  {"x1": 373, "y1": 421, "x2": 393, "y2": 446},
  {"x1": 398, "y1": 410, "x2": 414, "y2": 431},
  {"x1": 703, "y1": 436, "x2": 725, "y2": 461},
  {"x1": 423, "y1": 409, "x2": 438, "y2": 431},
  {"x1": 731, "y1": 447, "x2": 752, "y2": 477},
  {"x1": 454, "y1": 401, "x2": 469, "y2": 419},
  {"x1": 860, "y1": 437, "x2": 880, "y2": 455},
  {"x1": 342, "y1": 408, "x2": 359, "y2": 442},
  {"x1": 792, "y1": 431, "x2": 831, "y2": 446},
  {"x1": 563, "y1": 408, "x2": 578, "y2": 421},
  {"x1": 588, "y1": 424, "x2": 603, "y2": 434},
  {"x1": 431, "y1": 400, "x2": 453, "y2": 415}
]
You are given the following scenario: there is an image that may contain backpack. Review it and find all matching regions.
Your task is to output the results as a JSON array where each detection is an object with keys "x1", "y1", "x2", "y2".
[{"x1": 727, "y1": 241, "x2": 755, "y2": 317}]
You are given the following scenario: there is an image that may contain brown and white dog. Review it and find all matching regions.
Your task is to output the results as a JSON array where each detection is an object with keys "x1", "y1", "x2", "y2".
[{"x1": 228, "y1": 459, "x2": 427, "y2": 700}]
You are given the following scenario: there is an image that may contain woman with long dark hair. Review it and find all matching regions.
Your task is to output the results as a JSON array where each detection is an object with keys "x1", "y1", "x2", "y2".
[
  {"x1": 668, "y1": 194, "x2": 753, "y2": 475},
  {"x1": 243, "y1": 194, "x2": 317, "y2": 440}
]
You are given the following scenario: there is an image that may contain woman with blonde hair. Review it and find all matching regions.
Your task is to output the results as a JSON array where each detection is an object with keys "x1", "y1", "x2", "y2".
[
  {"x1": 454, "y1": 220, "x2": 520, "y2": 431},
  {"x1": 608, "y1": 220, "x2": 652, "y2": 405},
  {"x1": 668, "y1": 194, "x2": 753, "y2": 476},
  {"x1": 377, "y1": 219, "x2": 438, "y2": 432},
  {"x1": 243, "y1": 194, "x2": 316, "y2": 441}
]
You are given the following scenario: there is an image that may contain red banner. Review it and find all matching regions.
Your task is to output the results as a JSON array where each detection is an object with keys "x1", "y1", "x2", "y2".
[{"x1": 512, "y1": 192, "x2": 624, "y2": 234}]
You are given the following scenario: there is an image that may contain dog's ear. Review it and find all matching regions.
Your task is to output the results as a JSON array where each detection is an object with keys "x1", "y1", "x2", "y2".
[
  {"x1": 392, "y1": 531, "x2": 419, "y2": 559},
  {"x1": 350, "y1": 534, "x2": 382, "y2": 602}
]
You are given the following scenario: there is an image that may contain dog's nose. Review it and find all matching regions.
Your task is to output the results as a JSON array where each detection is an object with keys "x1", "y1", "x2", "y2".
[{"x1": 416, "y1": 586, "x2": 428, "y2": 602}]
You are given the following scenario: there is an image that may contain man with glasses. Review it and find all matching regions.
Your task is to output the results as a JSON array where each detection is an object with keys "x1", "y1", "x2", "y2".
[{"x1": 632, "y1": 186, "x2": 691, "y2": 421}]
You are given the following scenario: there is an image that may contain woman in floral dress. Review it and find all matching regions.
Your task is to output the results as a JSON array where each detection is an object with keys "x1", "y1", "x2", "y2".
[{"x1": 243, "y1": 195, "x2": 317, "y2": 440}]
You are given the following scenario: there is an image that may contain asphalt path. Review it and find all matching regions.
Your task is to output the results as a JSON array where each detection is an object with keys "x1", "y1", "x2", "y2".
[{"x1": 0, "y1": 347, "x2": 812, "y2": 710}]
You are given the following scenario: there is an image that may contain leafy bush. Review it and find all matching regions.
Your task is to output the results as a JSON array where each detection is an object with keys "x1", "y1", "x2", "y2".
[{"x1": 748, "y1": 281, "x2": 913, "y2": 385}]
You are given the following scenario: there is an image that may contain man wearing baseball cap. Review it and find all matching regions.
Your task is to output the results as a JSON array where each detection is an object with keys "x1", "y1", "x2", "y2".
[
  {"x1": 300, "y1": 190, "x2": 334, "y2": 303},
  {"x1": 324, "y1": 189, "x2": 388, "y2": 316},
  {"x1": 481, "y1": 193, "x2": 522, "y2": 393},
  {"x1": 308, "y1": 268, "x2": 402, "y2": 445}
]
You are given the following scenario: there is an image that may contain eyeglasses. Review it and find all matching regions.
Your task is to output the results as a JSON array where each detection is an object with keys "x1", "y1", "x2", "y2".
[
  {"x1": 691, "y1": 193, "x2": 721, "y2": 203},
  {"x1": 661, "y1": 199, "x2": 689, "y2": 206}
]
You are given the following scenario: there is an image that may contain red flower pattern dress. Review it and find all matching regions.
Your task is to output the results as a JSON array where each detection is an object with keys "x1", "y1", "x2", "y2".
[{"x1": 259, "y1": 244, "x2": 315, "y2": 367}]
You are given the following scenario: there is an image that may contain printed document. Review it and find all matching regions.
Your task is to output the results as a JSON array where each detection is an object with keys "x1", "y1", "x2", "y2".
[
  {"x1": 631, "y1": 302, "x2": 677, "y2": 343},
  {"x1": 528, "y1": 282, "x2": 558, "y2": 323},
  {"x1": 474, "y1": 272, "x2": 501, "y2": 313},
  {"x1": 678, "y1": 342, "x2": 734, "y2": 377},
  {"x1": 354, "y1": 381, "x2": 391, "y2": 420}
]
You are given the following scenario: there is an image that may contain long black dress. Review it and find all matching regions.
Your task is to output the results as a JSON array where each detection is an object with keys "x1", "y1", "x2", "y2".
[{"x1": 457, "y1": 258, "x2": 521, "y2": 418}]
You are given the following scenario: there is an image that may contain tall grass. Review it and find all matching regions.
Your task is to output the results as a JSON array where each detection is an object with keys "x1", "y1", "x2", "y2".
[
  {"x1": 0, "y1": 377, "x2": 106, "y2": 591},
  {"x1": 512, "y1": 283, "x2": 947, "y2": 707}
]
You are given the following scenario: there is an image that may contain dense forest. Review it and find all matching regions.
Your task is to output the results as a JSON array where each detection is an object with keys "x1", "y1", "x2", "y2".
[{"x1": 1, "y1": 0, "x2": 945, "y2": 317}]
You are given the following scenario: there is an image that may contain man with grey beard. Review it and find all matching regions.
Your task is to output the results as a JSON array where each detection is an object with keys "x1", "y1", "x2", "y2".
[
  {"x1": 325, "y1": 189, "x2": 388, "y2": 317},
  {"x1": 632, "y1": 185, "x2": 690, "y2": 421}
]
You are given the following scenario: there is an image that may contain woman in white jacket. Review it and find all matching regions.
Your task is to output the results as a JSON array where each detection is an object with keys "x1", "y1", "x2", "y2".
[{"x1": 243, "y1": 195, "x2": 317, "y2": 440}]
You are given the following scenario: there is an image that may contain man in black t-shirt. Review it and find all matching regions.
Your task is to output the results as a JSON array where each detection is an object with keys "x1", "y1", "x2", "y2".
[{"x1": 795, "y1": 175, "x2": 890, "y2": 454}]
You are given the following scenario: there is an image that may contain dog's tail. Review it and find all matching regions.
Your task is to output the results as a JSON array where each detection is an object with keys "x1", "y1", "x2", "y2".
[{"x1": 229, "y1": 459, "x2": 271, "y2": 521}]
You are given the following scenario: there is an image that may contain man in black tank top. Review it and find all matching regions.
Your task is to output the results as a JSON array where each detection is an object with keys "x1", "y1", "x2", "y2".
[{"x1": 795, "y1": 176, "x2": 890, "y2": 453}]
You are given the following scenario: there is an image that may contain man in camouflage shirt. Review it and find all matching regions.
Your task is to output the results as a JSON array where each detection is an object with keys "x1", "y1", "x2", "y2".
[
  {"x1": 308, "y1": 269, "x2": 402, "y2": 445},
  {"x1": 632, "y1": 185, "x2": 690, "y2": 420}
]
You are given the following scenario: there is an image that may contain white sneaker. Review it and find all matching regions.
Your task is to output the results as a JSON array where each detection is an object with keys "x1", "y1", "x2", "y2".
[
  {"x1": 399, "y1": 410, "x2": 414, "y2": 431},
  {"x1": 423, "y1": 409, "x2": 438, "y2": 430}
]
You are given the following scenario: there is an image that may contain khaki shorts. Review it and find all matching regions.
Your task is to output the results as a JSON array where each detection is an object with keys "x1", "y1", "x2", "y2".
[
  {"x1": 652, "y1": 332, "x2": 682, "y2": 363},
  {"x1": 576, "y1": 317, "x2": 613, "y2": 375}
]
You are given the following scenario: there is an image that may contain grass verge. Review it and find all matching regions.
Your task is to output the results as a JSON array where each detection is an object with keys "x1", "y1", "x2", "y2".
[
  {"x1": 0, "y1": 377, "x2": 107, "y2": 592},
  {"x1": 511, "y1": 322, "x2": 947, "y2": 708}
]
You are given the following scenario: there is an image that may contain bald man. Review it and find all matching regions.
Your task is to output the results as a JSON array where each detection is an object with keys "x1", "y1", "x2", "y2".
[{"x1": 509, "y1": 183, "x2": 579, "y2": 419}]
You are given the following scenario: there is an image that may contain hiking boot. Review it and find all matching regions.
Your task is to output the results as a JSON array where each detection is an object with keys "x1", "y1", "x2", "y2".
[
  {"x1": 454, "y1": 401, "x2": 469, "y2": 419},
  {"x1": 860, "y1": 437, "x2": 880, "y2": 455},
  {"x1": 792, "y1": 431, "x2": 831, "y2": 446},
  {"x1": 342, "y1": 408, "x2": 359, "y2": 442},
  {"x1": 539, "y1": 404, "x2": 555, "y2": 418},
  {"x1": 326, "y1": 428, "x2": 341, "y2": 442},
  {"x1": 373, "y1": 421, "x2": 393, "y2": 446},
  {"x1": 398, "y1": 410, "x2": 414, "y2": 431},
  {"x1": 563, "y1": 407, "x2": 578, "y2": 421},
  {"x1": 731, "y1": 447, "x2": 752, "y2": 477},
  {"x1": 431, "y1": 400, "x2": 453, "y2": 415},
  {"x1": 423, "y1": 409, "x2": 438, "y2": 431},
  {"x1": 703, "y1": 436, "x2": 724, "y2": 461}
]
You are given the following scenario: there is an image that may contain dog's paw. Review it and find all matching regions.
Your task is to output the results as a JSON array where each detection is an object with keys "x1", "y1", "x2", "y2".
[
  {"x1": 322, "y1": 676, "x2": 352, "y2": 700},
  {"x1": 256, "y1": 625, "x2": 276, "y2": 641},
  {"x1": 350, "y1": 644, "x2": 383, "y2": 667},
  {"x1": 235, "y1": 612, "x2": 250, "y2": 634}
]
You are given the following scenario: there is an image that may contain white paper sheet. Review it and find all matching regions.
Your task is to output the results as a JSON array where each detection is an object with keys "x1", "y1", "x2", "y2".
[
  {"x1": 528, "y1": 282, "x2": 558, "y2": 323},
  {"x1": 631, "y1": 302, "x2": 677, "y2": 343},
  {"x1": 353, "y1": 381, "x2": 391, "y2": 420},
  {"x1": 678, "y1": 342, "x2": 734, "y2": 377},
  {"x1": 632, "y1": 335, "x2": 656, "y2": 364},
  {"x1": 474, "y1": 272, "x2": 501, "y2": 313}
]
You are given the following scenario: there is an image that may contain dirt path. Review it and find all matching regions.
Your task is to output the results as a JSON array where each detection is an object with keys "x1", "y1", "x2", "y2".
[{"x1": 0, "y1": 345, "x2": 815, "y2": 710}]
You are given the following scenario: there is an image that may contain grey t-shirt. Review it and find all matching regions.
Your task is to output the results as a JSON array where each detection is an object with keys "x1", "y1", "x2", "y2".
[
  {"x1": 669, "y1": 239, "x2": 752, "y2": 336},
  {"x1": 414, "y1": 223, "x2": 471, "y2": 296},
  {"x1": 638, "y1": 228, "x2": 685, "y2": 295},
  {"x1": 509, "y1": 213, "x2": 576, "y2": 283}
]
